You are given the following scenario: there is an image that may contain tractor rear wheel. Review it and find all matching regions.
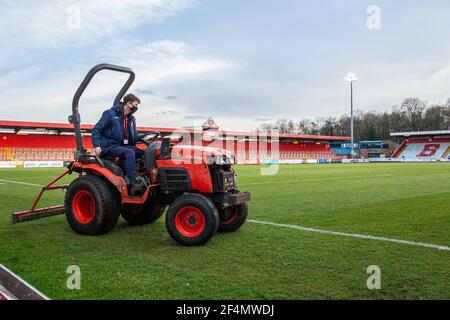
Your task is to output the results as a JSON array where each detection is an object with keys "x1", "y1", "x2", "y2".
[
  {"x1": 218, "y1": 203, "x2": 248, "y2": 232},
  {"x1": 166, "y1": 193, "x2": 219, "y2": 246},
  {"x1": 65, "y1": 174, "x2": 120, "y2": 235},
  {"x1": 121, "y1": 199, "x2": 165, "y2": 226}
]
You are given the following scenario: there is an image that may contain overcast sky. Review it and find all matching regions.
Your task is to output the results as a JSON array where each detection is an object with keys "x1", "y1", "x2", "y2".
[{"x1": 1, "y1": 0, "x2": 450, "y2": 131}]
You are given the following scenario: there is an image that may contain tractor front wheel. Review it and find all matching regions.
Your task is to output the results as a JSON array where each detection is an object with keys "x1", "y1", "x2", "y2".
[
  {"x1": 166, "y1": 193, "x2": 219, "y2": 246},
  {"x1": 218, "y1": 203, "x2": 248, "y2": 232},
  {"x1": 65, "y1": 175, "x2": 120, "y2": 235}
]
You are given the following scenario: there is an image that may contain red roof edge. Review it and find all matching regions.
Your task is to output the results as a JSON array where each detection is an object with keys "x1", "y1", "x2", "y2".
[{"x1": 0, "y1": 120, "x2": 351, "y2": 142}]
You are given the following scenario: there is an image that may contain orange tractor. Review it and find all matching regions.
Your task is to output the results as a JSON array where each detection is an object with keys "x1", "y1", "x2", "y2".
[{"x1": 12, "y1": 64, "x2": 250, "y2": 246}]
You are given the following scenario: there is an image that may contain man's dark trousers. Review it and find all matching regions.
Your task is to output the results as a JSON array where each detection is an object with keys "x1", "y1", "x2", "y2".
[{"x1": 104, "y1": 146, "x2": 144, "y2": 184}]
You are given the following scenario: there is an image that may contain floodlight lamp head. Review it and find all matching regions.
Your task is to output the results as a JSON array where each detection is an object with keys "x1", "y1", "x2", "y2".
[{"x1": 345, "y1": 73, "x2": 358, "y2": 82}]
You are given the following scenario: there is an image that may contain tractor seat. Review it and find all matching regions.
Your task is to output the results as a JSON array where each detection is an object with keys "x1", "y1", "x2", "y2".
[
  {"x1": 100, "y1": 157, "x2": 124, "y2": 177},
  {"x1": 102, "y1": 156, "x2": 120, "y2": 165}
]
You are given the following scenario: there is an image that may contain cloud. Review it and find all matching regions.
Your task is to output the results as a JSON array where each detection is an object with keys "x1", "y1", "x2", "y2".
[
  {"x1": 430, "y1": 63, "x2": 450, "y2": 82},
  {"x1": 156, "y1": 110, "x2": 180, "y2": 116},
  {"x1": 108, "y1": 40, "x2": 236, "y2": 103},
  {"x1": 254, "y1": 118, "x2": 273, "y2": 122},
  {"x1": 121, "y1": 40, "x2": 236, "y2": 88},
  {"x1": 139, "y1": 40, "x2": 190, "y2": 56},
  {"x1": 0, "y1": 39, "x2": 236, "y2": 126},
  {"x1": 134, "y1": 89, "x2": 156, "y2": 96},
  {"x1": 0, "y1": 66, "x2": 41, "y2": 89},
  {"x1": 0, "y1": 0, "x2": 195, "y2": 55},
  {"x1": 184, "y1": 114, "x2": 207, "y2": 120}
]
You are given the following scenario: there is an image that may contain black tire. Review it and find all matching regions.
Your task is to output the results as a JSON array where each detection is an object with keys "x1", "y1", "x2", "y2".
[
  {"x1": 218, "y1": 203, "x2": 248, "y2": 232},
  {"x1": 121, "y1": 200, "x2": 165, "y2": 226},
  {"x1": 166, "y1": 193, "x2": 219, "y2": 246},
  {"x1": 65, "y1": 174, "x2": 120, "y2": 235}
]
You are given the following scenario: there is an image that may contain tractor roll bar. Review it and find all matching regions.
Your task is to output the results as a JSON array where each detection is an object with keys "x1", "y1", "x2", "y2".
[{"x1": 69, "y1": 63, "x2": 136, "y2": 156}]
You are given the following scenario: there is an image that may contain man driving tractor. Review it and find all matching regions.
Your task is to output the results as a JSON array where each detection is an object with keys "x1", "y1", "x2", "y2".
[
  {"x1": 92, "y1": 93, "x2": 146, "y2": 195},
  {"x1": 12, "y1": 64, "x2": 250, "y2": 246}
]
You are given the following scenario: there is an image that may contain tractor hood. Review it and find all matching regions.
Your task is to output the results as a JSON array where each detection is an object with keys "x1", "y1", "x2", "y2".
[{"x1": 170, "y1": 144, "x2": 235, "y2": 165}]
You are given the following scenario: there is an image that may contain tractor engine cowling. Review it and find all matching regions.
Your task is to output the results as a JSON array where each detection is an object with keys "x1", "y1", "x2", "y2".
[{"x1": 154, "y1": 144, "x2": 250, "y2": 209}]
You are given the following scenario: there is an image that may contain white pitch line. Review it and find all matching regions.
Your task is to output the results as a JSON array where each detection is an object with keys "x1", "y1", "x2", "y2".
[
  {"x1": 0, "y1": 179, "x2": 42, "y2": 187},
  {"x1": 240, "y1": 174, "x2": 392, "y2": 186},
  {"x1": 248, "y1": 219, "x2": 450, "y2": 252},
  {"x1": 3, "y1": 177, "x2": 448, "y2": 252}
]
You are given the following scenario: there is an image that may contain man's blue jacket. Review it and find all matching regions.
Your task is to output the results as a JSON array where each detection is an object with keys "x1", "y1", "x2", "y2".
[{"x1": 92, "y1": 103, "x2": 142, "y2": 154}]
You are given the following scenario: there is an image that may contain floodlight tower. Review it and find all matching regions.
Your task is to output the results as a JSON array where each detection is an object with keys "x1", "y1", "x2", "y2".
[{"x1": 345, "y1": 73, "x2": 358, "y2": 158}]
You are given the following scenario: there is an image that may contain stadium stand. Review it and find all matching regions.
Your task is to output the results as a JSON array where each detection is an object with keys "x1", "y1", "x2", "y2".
[
  {"x1": 391, "y1": 131, "x2": 450, "y2": 161},
  {"x1": 0, "y1": 133, "x2": 93, "y2": 161},
  {"x1": 0, "y1": 120, "x2": 350, "y2": 164},
  {"x1": 330, "y1": 140, "x2": 398, "y2": 159}
]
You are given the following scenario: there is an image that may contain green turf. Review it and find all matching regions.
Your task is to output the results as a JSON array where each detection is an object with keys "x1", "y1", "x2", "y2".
[{"x1": 0, "y1": 163, "x2": 449, "y2": 299}]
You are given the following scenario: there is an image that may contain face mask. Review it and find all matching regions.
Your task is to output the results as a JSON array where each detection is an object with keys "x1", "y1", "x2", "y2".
[{"x1": 130, "y1": 106, "x2": 138, "y2": 114}]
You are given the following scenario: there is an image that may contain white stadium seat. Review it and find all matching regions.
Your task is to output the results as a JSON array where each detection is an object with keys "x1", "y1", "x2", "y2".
[{"x1": 398, "y1": 143, "x2": 450, "y2": 160}]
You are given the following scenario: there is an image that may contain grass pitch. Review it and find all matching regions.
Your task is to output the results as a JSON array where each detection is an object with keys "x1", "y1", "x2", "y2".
[{"x1": 0, "y1": 163, "x2": 449, "y2": 299}]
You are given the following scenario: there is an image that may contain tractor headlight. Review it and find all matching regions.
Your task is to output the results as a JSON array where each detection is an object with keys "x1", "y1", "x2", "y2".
[
  {"x1": 206, "y1": 155, "x2": 234, "y2": 165},
  {"x1": 218, "y1": 155, "x2": 235, "y2": 165},
  {"x1": 216, "y1": 155, "x2": 227, "y2": 165}
]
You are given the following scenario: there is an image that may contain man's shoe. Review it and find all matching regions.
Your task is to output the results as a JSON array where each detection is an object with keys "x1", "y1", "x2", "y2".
[{"x1": 128, "y1": 181, "x2": 146, "y2": 196}]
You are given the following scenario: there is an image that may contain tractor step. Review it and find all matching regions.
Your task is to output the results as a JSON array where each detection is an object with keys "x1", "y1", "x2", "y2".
[{"x1": 12, "y1": 205, "x2": 65, "y2": 224}]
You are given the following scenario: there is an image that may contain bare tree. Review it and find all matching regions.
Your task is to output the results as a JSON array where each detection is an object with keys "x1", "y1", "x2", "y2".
[
  {"x1": 320, "y1": 117, "x2": 337, "y2": 136},
  {"x1": 258, "y1": 97, "x2": 450, "y2": 140},
  {"x1": 401, "y1": 97, "x2": 426, "y2": 131}
]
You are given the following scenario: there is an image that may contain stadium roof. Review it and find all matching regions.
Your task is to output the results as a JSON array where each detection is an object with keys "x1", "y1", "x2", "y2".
[
  {"x1": 390, "y1": 130, "x2": 450, "y2": 137},
  {"x1": 0, "y1": 120, "x2": 350, "y2": 142}
]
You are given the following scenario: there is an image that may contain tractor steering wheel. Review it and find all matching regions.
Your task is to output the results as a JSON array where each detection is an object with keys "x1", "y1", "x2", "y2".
[{"x1": 140, "y1": 132, "x2": 160, "y2": 146}]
